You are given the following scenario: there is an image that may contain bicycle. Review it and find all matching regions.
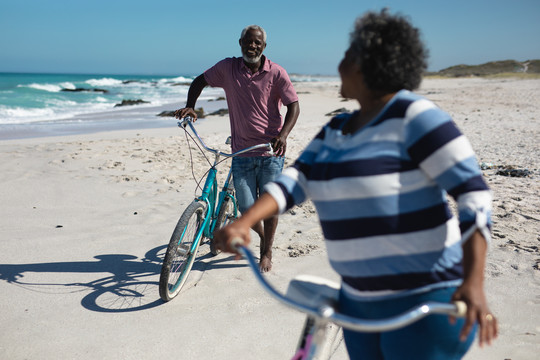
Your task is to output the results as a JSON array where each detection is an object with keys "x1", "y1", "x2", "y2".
[
  {"x1": 159, "y1": 117, "x2": 273, "y2": 302},
  {"x1": 232, "y1": 239, "x2": 468, "y2": 360}
]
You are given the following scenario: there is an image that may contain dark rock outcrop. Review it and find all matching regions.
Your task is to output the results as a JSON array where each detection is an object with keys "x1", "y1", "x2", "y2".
[
  {"x1": 157, "y1": 110, "x2": 176, "y2": 117},
  {"x1": 208, "y1": 108, "x2": 229, "y2": 116},
  {"x1": 114, "y1": 99, "x2": 149, "y2": 107},
  {"x1": 157, "y1": 107, "x2": 205, "y2": 118},
  {"x1": 61, "y1": 88, "x2": 109, "y2": 93}
]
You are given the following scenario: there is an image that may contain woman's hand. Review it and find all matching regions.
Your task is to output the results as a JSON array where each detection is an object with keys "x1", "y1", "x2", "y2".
[
  {"x1": 214, "y1": 221, "x2": 252, "y2": 259},
  {"x1": 452, "y1": 281, "x2": 498, "y2": 347}
]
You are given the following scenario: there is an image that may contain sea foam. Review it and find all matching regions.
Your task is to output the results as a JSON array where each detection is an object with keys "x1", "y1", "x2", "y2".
[
  {"x1": 22, "y1": 83, "x2": 63, "y2": 92},
  {"x1": 0, "y1": 106, "x2": 57, "y2": 124},
  {"x1": 86, "y1": 78, "x2": 123, "y2": 87}
]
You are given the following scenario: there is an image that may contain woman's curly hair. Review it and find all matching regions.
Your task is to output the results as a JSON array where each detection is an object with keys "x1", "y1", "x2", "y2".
[{"x1": 349, "y1": 9, "x2": 428, "y2": 92}]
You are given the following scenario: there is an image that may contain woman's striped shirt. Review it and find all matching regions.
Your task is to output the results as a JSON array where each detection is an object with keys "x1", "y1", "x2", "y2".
[{"x1": 265, "y1": 90, "x2": 492, "y2": 300}]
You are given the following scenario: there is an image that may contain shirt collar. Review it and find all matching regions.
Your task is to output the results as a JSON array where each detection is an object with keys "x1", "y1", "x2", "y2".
[{"x1": 240, "y1": 55, "x2": 270, "y2": 74}]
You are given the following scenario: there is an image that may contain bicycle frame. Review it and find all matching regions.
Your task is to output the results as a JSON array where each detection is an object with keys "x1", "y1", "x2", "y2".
[{"x1": 195, "y1": 165, "x2": 236, "y2": 240}]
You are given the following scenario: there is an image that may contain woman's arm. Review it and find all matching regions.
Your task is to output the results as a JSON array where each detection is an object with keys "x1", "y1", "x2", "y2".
[
  {"x1": 404, "y1": 105, "x2": 496, "y2": 346},
  {"x1": 214, "y1": 193, "x2": 279, "y2": 256},
  {"x1": 452, "y1": 230, "x2": 498, "y2": 347}
]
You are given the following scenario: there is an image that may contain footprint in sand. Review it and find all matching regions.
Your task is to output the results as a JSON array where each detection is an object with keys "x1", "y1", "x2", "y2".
[
  {"x1": 287, "y1": 243, "x2": 319, "y2": 258},
  {"x1": 116, "y1": 175, "x2": 140, "y2": 182},
  {"x1": 122, "y1": 191, "x2": 139, "y2": 198}
]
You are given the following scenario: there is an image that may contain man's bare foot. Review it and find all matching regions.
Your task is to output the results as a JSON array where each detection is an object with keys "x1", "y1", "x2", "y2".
[{"x1": 259, "y1": 255, "x2": 272, "y2": 272}]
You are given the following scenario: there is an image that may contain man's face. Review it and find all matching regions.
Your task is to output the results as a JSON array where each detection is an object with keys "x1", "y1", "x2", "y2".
[{"x1": 240, "y1": 29, "x2": 266, "y2": 64}]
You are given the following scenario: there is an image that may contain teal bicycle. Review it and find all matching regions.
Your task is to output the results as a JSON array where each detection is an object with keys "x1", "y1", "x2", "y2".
[{"x1": 159, "y1": 117, "x2": 273, "y2": 302}]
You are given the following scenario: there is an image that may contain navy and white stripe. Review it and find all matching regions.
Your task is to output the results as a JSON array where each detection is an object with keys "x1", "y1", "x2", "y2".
[{"x1": 265, "y1": 90, "x2": 492, "y2": 300}]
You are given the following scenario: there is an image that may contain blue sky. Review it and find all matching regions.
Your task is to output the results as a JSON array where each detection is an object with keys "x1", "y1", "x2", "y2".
[{"x1": 1, "y1": 0, "x2": 539, "y2": 76}]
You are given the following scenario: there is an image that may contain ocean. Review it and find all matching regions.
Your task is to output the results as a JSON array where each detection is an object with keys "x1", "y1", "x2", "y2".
[{"x1": 0, "y1": 72, "x2": 337, "y2": 140}]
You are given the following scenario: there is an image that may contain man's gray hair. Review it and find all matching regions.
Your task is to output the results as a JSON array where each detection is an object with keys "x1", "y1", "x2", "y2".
[{"x1": 240, "y1": 25, "x2": 267, "y2": 43}]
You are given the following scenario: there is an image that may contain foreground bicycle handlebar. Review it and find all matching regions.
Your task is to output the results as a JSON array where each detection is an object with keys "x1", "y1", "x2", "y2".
[
  {"x1": 179, "y1": 116, "x2": 274, "y2": 159},
  {"x1": 232, "y1": 238, "x2": 467, "y2": 333}
]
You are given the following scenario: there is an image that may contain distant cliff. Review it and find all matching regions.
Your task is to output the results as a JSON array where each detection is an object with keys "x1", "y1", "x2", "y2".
[{"x1": 427, "y1": 60, "x2": 540, "y2": 77}]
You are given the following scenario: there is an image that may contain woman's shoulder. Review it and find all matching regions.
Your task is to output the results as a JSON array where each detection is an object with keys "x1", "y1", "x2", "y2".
[
  {"x1": 383, "y1": 90, "x2": 448, "y2": 124},
  {"x1": 327, "y1": 111, "x2": 356, "y2": 130}
]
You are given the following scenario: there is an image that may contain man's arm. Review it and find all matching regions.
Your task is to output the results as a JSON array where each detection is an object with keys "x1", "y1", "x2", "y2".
[
  {"x1": 174, "y1": 74, "x2": 209, "y2": 120},
  {"x1": 272, "y1": 101, "x2": 300, "y2": 156}
]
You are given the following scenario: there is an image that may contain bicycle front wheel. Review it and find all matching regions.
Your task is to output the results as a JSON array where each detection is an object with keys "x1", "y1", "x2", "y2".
[
  {"x1": 159, "y1": 201, "x2": 206, "y2": 302},
  {"x1": 211, "y1": 189, "x2": 236, "y2": 255}
]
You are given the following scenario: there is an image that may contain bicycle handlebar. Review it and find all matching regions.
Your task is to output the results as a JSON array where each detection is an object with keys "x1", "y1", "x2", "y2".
[
  {"x1": 231, "y1": 238, "x2": 467, "y2": 333},
  {"x1": 179, "y1": 116, "x2": 274, "y2": 158}
]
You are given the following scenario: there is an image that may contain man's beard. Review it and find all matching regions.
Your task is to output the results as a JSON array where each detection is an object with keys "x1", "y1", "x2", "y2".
[{"x1": 243, "y1": 53, "x2": 262, "y2": 64}]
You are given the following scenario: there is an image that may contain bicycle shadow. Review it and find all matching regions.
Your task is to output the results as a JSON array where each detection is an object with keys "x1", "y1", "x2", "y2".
[
  {"x1": 192, "y1": 251, "x2": 250, "y2": 271},
  {"x1": 0, "y1": 243, "x2": 252, "y2": 313},
  {"x1": 0, "y1": 245, "x2": 166, "y2": 313}
]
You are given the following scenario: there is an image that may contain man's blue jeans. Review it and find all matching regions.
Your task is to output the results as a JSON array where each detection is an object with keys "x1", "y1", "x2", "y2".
[{"x1": 231, "y1": 156, "x2": 284, "y2": 213}]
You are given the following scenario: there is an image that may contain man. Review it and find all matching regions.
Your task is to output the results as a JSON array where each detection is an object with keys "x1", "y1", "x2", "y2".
[{"x1": 175, "y1": 24, "x2": 300, "y2": 272}]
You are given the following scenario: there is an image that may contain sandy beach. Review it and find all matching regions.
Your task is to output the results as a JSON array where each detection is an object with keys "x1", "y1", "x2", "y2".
[{"x1": 0, "y1": 77, "x2": 539, "y2": 359}]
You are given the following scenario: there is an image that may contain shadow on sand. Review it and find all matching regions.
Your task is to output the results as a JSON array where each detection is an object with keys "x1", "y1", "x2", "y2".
[{"x1": 0, "y1": 244, "x2": 246, "y2": 313}]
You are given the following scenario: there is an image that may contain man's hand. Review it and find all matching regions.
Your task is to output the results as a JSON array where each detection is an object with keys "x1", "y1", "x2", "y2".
[
  {"x1": 271, "y1": 135, "x2": 287, "y2": 157},
  {"x1": 272, "y1": 101, "x2": 299, "y2": 157},
  {"x1": 174, "y1": 107, "x2": 198, "y2": 121}
]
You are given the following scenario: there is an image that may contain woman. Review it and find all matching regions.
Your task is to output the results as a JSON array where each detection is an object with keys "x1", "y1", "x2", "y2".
[{"x1": 216, "y1": 9, "x2": 497, "y2": 359}]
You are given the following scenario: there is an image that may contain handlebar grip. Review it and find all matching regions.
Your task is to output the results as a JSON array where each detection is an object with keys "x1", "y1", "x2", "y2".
[
  {"x1": 178, "y1": 116, "x2": 194, "y2": 129},
  {"x1": 453, "y1": 300, "x2": 467, "y2": 317},
  {"x1": 231, "y1": 237, "x2": 245, "y2": 250}
]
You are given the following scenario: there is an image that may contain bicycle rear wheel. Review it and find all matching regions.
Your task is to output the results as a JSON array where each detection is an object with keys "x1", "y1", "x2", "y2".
[
  {"x1": 211, "y1": 188, "x2": 236, "y2": 255},
  {"x1": 159, "y1": 201, "x2": 206, "y2": 302}
]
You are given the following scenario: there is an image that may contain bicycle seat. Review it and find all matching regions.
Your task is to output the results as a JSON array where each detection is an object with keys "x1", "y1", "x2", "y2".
[{"x1": 286, "y1": 275, "x2": 340, "y2": 308}]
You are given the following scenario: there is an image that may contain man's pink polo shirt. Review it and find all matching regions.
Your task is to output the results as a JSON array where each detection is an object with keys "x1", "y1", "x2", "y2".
[{"x1": 204, "y1": 56, "x2": 298, "y2": 155}]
